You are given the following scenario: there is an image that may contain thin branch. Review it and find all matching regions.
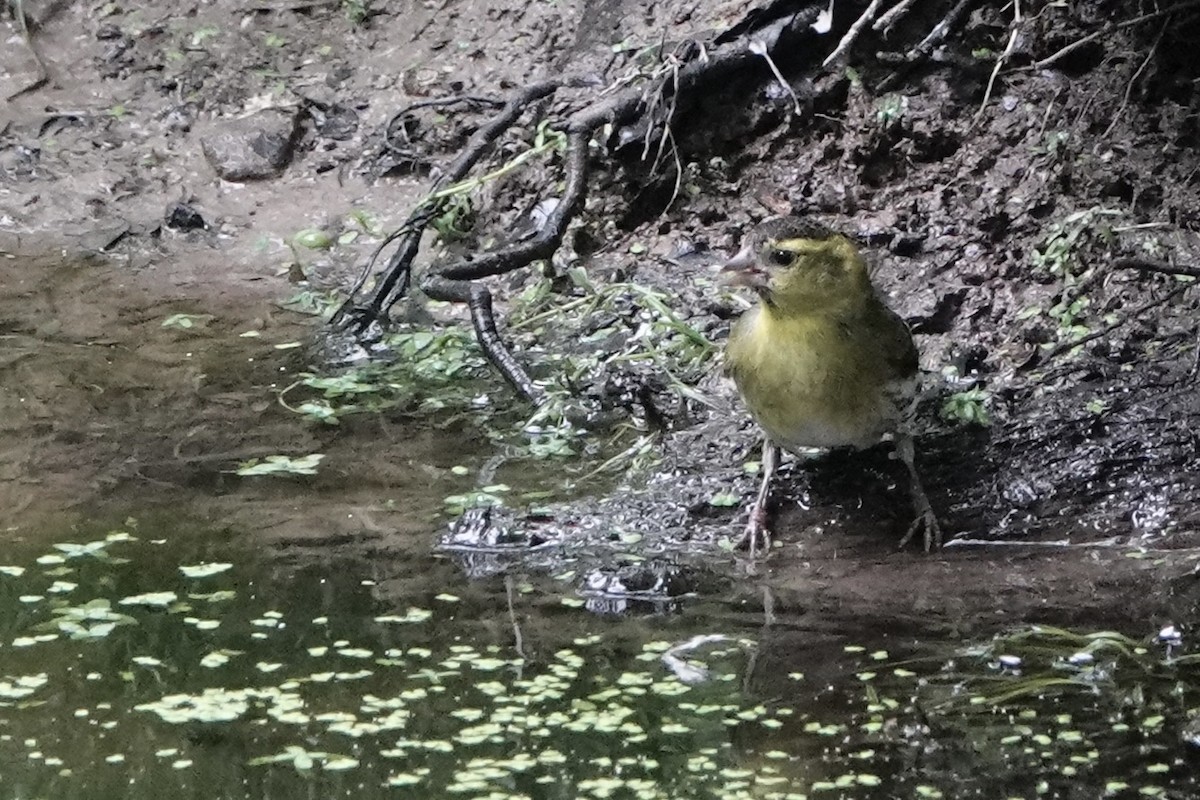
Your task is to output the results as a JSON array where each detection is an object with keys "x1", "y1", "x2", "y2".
[
  {"x1": 1111, "y1": 257, "x2": 1200, "y2": 279},
  {"x1": 750, "y1": 39, "x2": 802, "y2": 114},
  {"x1": 974, "y1": 0, "x2": 1022, "y2": 121},
  {"x1": 874, "y1": 0, "x2": 916, "y2": 33},
  {"x1": 822, "y1": 0, "x2": 886, "y2": 68},
  {"x1": 1101, "y1": 18, "x2": 1168, "y2": 139},
  {"x1": 877, "y1": 0, "x2": 977, "y2": 90},
  {"x1": 1030, "y1": 0, "x2": 1200, "y2": 71},
  {"x1": 1040, "y1": 282, "x2": 1191, "y2": 364},
  {"x1": 7, "y1": 0, "x2": 50, "y2": 101}
]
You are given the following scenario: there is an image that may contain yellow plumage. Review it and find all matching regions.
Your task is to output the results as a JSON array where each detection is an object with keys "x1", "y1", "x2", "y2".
[
  {"x1": 727, "y1": 303, "x2": 913, "y2": 450},
  {"x1": 721, "y1": 218, "x2": 938, "y2": 553}
]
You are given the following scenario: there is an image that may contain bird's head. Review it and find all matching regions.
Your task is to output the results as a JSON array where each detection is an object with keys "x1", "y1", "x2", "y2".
[{"x1": 721, "y1": 218, "x2": 872, "y2": 315}]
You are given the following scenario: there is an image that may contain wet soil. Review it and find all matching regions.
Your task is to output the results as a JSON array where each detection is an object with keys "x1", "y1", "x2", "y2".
[{"x1": 3, "y1": 0, "x2": 1200, "y2": 638}]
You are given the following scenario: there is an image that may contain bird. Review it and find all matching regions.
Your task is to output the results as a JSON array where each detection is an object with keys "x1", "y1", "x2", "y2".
[{"x1": 720, "y1": 217, "x2": 940, "y2": 554}]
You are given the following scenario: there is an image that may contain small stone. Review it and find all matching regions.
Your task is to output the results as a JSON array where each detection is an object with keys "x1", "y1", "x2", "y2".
[{"x1": 200, "y1": 108, "x2": 302, "y2": 181}]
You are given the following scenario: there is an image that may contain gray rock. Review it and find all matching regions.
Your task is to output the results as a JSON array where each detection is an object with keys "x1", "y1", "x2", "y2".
[{"x1": 200, "y1": 108, "x2": 302, "y2": 181}]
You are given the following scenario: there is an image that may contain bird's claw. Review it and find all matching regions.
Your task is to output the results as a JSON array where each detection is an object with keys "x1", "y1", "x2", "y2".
[
  {"x1": 737, "y1": 513, "x2": 772, "y2": 557},
  {"x1": 898, "y1": 508, "x2": 941, "y2": 552}
]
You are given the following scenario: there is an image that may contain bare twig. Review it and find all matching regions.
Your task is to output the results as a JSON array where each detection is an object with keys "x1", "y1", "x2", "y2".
[
  {"x1": 874, "y1": 0, "x2": 916, "y2": 33},
  {"x1": 916, "y1": 0, "x2": 975, "y2": 51},
  {"x1": 749, "y1": 39, "x2": 802, "y2": 115},
  {"x1": 877, "y1": 0, "x2": 977, "y2": 90},
  {"x1": 974, "y1": 0, "x2": 1022, "y2": 121},
  {"x1": 1030, "y1": 0, "x2": 1200, "y2": 71},
  {"x1": 1101, "y1": 18, "x2": 1168, "y2": 139},
  {"x1": 6, "y1": 0, "x2": 50, "y2": 101},
  {"x1": 1111, "y1": 257, "x2": 1200, "y2": 280},
  {"x1": 382, "y1": 95, "x2": 505, "y2": 158},
  {"x1": 409, "y1": 0, "x2": 452, "y2": 42},
  {"x1": 1040, "y1": 282, "x2": 1191, "y2": 364},
  {"x1": 822, "y1": 0, "x2": 885, "y2": 68}
]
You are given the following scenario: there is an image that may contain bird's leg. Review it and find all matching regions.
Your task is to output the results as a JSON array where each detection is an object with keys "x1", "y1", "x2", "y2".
[
  {"x1": 740, "y1": 439, "x2": 779, "y2": 556},
  {"x1": 895, "y1": 433, "x2": 941, "y2": 551}
]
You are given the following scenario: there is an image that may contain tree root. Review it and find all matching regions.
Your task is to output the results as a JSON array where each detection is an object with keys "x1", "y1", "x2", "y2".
[
  {"x1": 329, "y1": 3, "x2": 833, "y2": 405},
  {"x1": 7, "y1": 0, "x2": 51, "y2": 101}
]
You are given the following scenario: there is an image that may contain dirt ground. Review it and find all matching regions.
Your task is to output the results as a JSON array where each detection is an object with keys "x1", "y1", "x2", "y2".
[{"x1": 3, "y1": 0, "x2": 1200, "y2": 631}]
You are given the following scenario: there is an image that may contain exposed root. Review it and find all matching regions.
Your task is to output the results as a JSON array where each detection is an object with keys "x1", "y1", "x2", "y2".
[
  {"x1": 1039, "y1": 282, "x2": 1191, "y2": 365},
  {"x1": 1030, "y1": 0, "x2": 1200, "y2": 71},
  {"x1": 332, "y1": 79, "x2": 565, "y2": 333},
  {"x1": 330, "y1": 8, "x2": 817, "y2": 405},
  {"x1": 974, "y1": 0, "x2": 1023, "y2": 122},
  {"x1": 1100, "y1": 19, "x2": 1168, "y2": 139},
  {"x1": 823, "y1": 0, "x2": 886, "y2": 68},
  {"x1": 7, "y1": 0, "x2": 50, "y2": 101},
  {"x1": 878, "y1": 0, "x2": 976, "y2": 91}
]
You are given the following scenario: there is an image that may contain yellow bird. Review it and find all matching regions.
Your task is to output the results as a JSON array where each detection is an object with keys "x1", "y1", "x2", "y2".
[{"x1": 721, "y1": 217, "x2": 940, "y2": 554}]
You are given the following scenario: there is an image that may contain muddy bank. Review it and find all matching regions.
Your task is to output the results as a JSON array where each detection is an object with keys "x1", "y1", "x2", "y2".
[{"x1": 3, "y1": 0, "x2": 1200, "y2": 634}]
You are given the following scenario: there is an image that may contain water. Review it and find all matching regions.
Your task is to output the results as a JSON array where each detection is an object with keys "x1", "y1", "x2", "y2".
[
  {"x1": 2, "y1": 257, "x2": 1198, "y2": 799},
  {"x1": 2, "y1": 511, "x2": 1197, "y2": 799}
]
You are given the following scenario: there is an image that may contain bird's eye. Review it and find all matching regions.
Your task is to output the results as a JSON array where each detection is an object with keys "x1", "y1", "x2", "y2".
[{"x1": 767, "y1": 249, "x2": 792, "y2": 267}]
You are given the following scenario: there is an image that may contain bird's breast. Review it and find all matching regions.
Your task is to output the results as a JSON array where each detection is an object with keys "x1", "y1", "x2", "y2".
[{"x1": 725, "y1": 307, "x2": 908, "y2": 451}]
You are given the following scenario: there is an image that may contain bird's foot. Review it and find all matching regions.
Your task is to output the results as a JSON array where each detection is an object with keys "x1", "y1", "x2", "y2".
[
  {"x1": 898, "y1": 507, "x2": 941, "y2": 552},
  {"x1": 737, "y1": 513, "x2": 772, "y2": 557}
]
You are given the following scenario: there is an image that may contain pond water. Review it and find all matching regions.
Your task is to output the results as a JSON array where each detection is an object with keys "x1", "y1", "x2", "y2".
[
  {"x1": 2, "y1": 509, "x2": 1198, "y2": 799},
  {"x1": 2, "y1": 256, "x2": 1197, "y2": 799}
]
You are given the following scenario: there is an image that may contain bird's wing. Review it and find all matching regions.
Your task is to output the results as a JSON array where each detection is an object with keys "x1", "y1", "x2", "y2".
[{"x1": 875, "y1": 302, "x2": 919, "y2": 383}]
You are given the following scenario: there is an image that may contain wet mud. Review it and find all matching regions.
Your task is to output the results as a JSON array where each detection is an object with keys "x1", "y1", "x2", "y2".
[{"x1": 3, "y1": 0, "x2": 1200, "y2": 636}]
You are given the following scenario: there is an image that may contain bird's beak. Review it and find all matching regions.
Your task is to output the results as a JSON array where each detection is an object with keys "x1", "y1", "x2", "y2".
[
  {"x1": 723, "y1": 245, "x2": 755, "y2": 271},
  {"x1": 720, "y1": 245, "x2": 767, "y2": 289}
]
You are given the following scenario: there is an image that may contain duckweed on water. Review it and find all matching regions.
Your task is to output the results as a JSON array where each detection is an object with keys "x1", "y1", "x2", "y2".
[
  {"x1": 2, "y1": 523, "x2": 1199, "y2": 800},
  {"x1": 0, "y1": 524, "x2": 809, "y2": 799}
]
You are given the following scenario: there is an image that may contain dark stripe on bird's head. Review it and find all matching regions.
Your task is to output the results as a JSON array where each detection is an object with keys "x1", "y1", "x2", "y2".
[{"x1": 752, "y1": 217, "x2": 838, "y2": 247}]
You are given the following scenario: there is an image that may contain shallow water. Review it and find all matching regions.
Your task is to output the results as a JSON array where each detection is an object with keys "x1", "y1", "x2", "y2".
[
  {"x1": 2, "y1": 256, "x2": 1198, "y2": 799},
  {"x1": 2, "y1": 509, "x2": 1198, "y2": 800}
]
